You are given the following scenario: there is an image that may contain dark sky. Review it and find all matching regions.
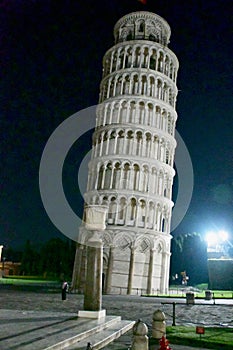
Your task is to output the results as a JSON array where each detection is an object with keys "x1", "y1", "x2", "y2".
[{"x1": 1, "y1": 0, "x2": 233, "y2": 250}]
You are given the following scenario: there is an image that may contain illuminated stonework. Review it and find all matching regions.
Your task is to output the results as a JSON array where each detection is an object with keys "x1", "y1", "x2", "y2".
[{"x1": 72, "y1": 11, "x2": 179, "y2": 294}]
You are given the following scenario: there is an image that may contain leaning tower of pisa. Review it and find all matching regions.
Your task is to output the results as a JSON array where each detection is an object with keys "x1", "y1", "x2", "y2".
[{"x1": 73, "y1": 11, "x2": 179, "y2": 295}]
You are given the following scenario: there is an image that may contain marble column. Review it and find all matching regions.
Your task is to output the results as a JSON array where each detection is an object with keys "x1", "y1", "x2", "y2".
[
  {"x1": 147, "y1": 249, "x2": 154, "y2": 295},
  {"x1": 84, "y1": 232, "x2": 103, "y2": 311},
  {"x1": 78, "y1": 205, "x2": 107, "y2": 318},
  {"x1": 160, "y1": 251, "x2": 170, "y2": 293},
  {"x1": 78, "y1": 231, "x2": 106, "y2": 318},
  {"x1": 71, "y1": 243, "x2": 83, "y2": 292},
  {"x1": 127, "y1": 246, "x2": 135, "y2": 294},
  {"x1": 105, "y1": 246, "x2": 114, "y2": 294}
]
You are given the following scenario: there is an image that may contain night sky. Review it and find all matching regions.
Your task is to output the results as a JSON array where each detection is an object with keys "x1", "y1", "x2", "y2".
[{"x1": 1, "y1": 0, "x2": 233, "y2": 250}]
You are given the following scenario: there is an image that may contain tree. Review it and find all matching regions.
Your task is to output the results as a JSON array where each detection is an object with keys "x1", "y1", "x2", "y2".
[
  {"x1": 170, "y1": 232, "x2": 208, "y2": 285},
  {"x1": 2, "y1": 246, "x2": 22, "y2": 262},
  {"x1": 20, "y1": 240, "x2": 40, "y2": 275},
  {"x1": 39, "y1": 238, "x2": 75, "y2": 279}
]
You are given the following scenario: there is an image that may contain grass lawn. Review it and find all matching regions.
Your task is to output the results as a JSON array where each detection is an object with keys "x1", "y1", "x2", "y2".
[
  {"x1": 143, "y1": 285, "x2": 233, "y2": 299},
  {"x1": 164, "y1": 326, "x2": 233, "y2": 349},
  {"x1": 195, "y1": 290, "x2": 233, "y2": 299},
  {"x1": 0, "y1": 276, "x2": 59, "y2": 285},
  {"x1": 144, "y1": 290, "x2": 233, "y2": 298}
]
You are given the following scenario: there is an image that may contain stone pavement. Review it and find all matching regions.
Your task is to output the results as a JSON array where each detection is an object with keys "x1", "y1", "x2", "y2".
[{"x1": 0, "y1": 287, "x2": 232, "y2": 349}]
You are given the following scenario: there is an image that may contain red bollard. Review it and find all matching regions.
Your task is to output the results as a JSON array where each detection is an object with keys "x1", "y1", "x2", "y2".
[{"x1": 158, "y1": 336, "x2": 172, "y2": 350}]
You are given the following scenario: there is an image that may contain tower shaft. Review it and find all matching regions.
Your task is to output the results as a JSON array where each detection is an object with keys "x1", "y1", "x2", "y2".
[{"x1": 73, "y1": 11, "x2": 179, "y2": 295}]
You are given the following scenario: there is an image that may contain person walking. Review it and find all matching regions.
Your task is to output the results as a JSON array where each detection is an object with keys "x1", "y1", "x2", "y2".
[{"x1": 61, "y1": 281, "x2": 69, "y2": 300}]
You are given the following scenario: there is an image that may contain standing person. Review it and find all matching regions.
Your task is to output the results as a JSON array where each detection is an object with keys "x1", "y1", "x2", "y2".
[{"x1": 61, "y1": 281, "x2": 68, "y2": 300}]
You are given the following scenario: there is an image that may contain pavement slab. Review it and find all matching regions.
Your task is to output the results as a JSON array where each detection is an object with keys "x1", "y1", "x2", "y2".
[{"x1": 0, "y1": 288, "x2": 232, "y2": 350}]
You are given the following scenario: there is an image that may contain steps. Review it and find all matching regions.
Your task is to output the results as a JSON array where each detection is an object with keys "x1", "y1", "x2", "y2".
[
  {"x1": 64, "y1": 319, "x2": 135, "y2": 350},
  {"x1": 0, "y1": 309, "x2": 134, "y2": 350}
]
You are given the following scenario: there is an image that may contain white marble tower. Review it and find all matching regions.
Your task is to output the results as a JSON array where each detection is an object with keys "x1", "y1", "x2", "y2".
[{"x1": 72, "y1": 11, "x2": 179, "y2": 295}]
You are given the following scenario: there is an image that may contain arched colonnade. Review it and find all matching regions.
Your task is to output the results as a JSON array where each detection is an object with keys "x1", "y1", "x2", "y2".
[
  {"x1": 92, "y1": 128, "x2": 175, "y2": 166},
  {"x1": 96, "y1": 100, "x2": 176, "y2": 136},
  {"x1": 100, "y1": 71, "x2": 177, "y2": 107},
  {"x1": 87, "y1": 159, "x2": 173, "y2": 200},
  {"x1": 84, "y1": 193, "x2": 172, "y2": 233},
  {"x1": 103, "y1": 44, "x2": 178, "y2": 82}
]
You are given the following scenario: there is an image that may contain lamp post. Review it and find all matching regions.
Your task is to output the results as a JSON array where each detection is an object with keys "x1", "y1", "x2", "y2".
[
  {"x1": 2, "y1": 257, "x2": 6, "y2": 278},
  {"x1": 0, "y1": 246, "x2": 4, "y2": 278},
  {"x1": 205, "y1": 230, "x2": 230, "y2": 257},
  {"x1": 0, "y1": 245, "x2": 3, "y2": 262}
]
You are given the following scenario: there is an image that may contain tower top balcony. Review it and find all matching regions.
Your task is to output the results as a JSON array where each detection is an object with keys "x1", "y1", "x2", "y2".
[{"x1": 114, "y1": 11, "x2": 171, "y2": 46}]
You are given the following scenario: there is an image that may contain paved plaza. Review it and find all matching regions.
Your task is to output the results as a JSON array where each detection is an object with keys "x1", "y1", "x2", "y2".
[{"x1": 0, "y1": 286, "x2": 232, "y2": 349}]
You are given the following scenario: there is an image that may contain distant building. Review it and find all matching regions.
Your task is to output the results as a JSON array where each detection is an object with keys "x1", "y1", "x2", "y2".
[
  {"x1": 72, "y1": 11, "x2": 179, "y2": 294},
  {"x1": 0, "y1": 261, "x2": 21, "y2": 277}
]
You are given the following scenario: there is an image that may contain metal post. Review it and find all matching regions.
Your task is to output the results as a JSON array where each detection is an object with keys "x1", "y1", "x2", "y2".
[
  {"x1": 172, "y1": 302, "x2": 176, "y2": 326},
  {"x1": 213, "y1": 292, "x2": 215, "y2": 305}
]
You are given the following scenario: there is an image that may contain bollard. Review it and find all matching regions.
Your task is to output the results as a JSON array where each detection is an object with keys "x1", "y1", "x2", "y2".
[
  {"x1": 205, "y1": 290, "x2": 213, "y2": 300},
  {"x1": 186, "y1": 292, "x2": 195, "y2": 305},
  {"x1": 152, "y1": 309, "x2": 166, "y2": 340},
  {"x1": 158, "y1": 335, "x2": 172, "y2": 350},
  {"x1": 213, "y1": 292, "x2": 215, "y2": 305},
  {"x1": 131, "y1": 319, "x2": 148, "y2": 350}
]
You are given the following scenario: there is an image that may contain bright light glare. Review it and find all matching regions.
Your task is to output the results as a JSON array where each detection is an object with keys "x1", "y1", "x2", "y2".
[
  {"x1": 205, "y1": 230, "x2": 229, "y2": 246},
  {"x1": 219, "y1": 230, "x2": 228, "y2": 241},
  {"x1": 205, "y1": 231, "x2": 219, "y2": 246}
]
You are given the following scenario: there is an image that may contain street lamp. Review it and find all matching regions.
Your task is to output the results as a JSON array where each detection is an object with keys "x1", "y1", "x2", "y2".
[
  {"x1": 205, "y1": 230, "x2": 232, "y2": 290},
  {"x1": 205, "y1": 231, "x2": 219, "y2": 248},
  {"x1": 0, "y1": 246, "x2": 4, "y2": 278},
  {"x1": 2, "y1": 257, "x2": 5, "y2": 277},
  {"x1": 219, "y1": 230, "x2": 228, "y2": 242},
  {"x1": 205, "y1": 230, "x2": 231, "y2": 256},
  {"x1": 0, "y1": 245, "x2": 3, "y2": 262}
]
